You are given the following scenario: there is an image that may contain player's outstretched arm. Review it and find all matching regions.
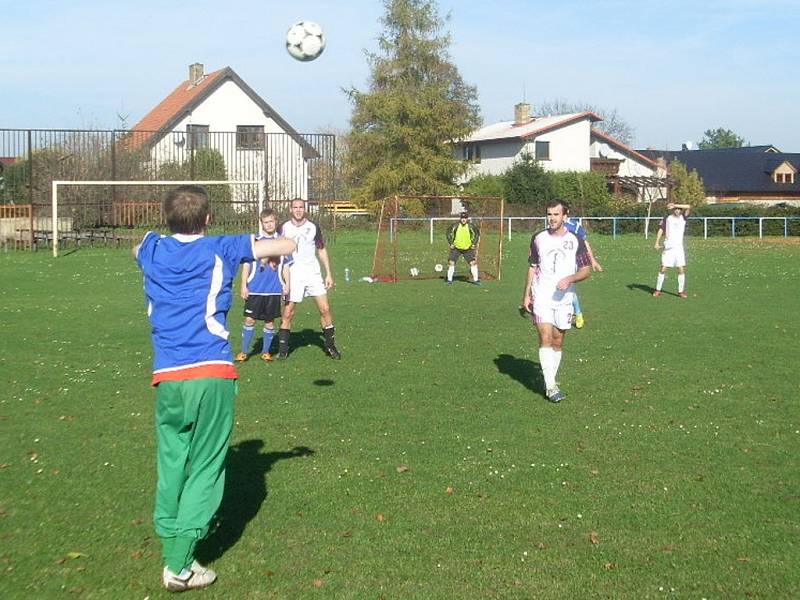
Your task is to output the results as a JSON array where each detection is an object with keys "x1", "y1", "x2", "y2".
[
  {"x1": 584, "y1": 240, "x2": 604, "y2": 272},
  {"x1": 521, "y1": 265, "x2": 536, "y2": 312},
  {"x1": 254, "y1": 237, "x2": 296, "y2": 259},
  {"x1": 556, "y1": 265, "x2": 591, "y2": 290},
  {"x1": 240, "y1": 262, "x2": 251, "y2": 300},
  {"x1": 654, "y1": 227, "x2": 664, "y2": 250},
  {"x1": 318, "y1": 247, "x2": 334, "y2": 288}
]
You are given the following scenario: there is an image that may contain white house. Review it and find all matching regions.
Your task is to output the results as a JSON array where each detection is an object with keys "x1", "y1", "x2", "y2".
[
  {"x1": 129, "y1": 63, "x2": 318, "y2": 201},
  {"x1": 455, "y1": 103, "x2": 661, "y2": 200}
]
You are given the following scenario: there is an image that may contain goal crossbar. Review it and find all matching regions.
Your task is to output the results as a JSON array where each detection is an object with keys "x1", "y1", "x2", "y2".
[{"x1": 50, "y1": 180, "x2": 264, "y2": 257}]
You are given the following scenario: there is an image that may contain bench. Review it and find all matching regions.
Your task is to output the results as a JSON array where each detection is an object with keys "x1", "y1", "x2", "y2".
[{"x1": 322, "y1": 202, "x2": 371, "y2": 217}]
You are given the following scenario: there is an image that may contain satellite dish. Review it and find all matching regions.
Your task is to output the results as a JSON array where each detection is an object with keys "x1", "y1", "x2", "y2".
[{"x1": 599, "y1": 143, "x2": 611, "y2": 158}]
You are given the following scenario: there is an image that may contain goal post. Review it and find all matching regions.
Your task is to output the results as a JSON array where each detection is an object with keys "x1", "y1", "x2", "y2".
[
  {"x1": 50, "y1": 180, "x2": 265, "y2": 257},
  {"x1": 371, "y1": 195, "x2": 504, "y2": 282}
]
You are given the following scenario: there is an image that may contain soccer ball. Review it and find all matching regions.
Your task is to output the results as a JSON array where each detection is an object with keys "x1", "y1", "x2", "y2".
[
  {"x1": 434, "y1": 263, "x2": 443, "y2": 272},
  {"x1": 285, "y1": 21, "x2": 325, "y2": 62},
  {"x1": 410, "y1": 267, "x2": 420, "y2": 277}
]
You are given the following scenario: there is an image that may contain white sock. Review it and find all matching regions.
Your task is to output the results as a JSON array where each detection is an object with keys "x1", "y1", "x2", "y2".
[
  {"x1": 678, "y1": 274, "x2": 686, "y2": 293},
  {"x1": 552, "y1": 350, "x2": 562, "y2": 384},
  {"x1": 656, "y1": 273, "x2": 665, "y2": 291},
  {"x1": 470, "y1": 264, "x2": 479, "y2": 282},
  {"x1": 447, "y1": 265, "x2": 455, "y2": 281},
  {"x1": 539, "y1": 347, "x2": 556, "y2": 390}
]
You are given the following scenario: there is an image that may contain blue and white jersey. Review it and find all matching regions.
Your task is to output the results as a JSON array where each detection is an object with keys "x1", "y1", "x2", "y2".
[
  {"x1": 137, "y1": 231, "x2": 255, "y2": 383},
  {"x1": 564, "y1": 218, "x2": 588, "y2": 241},
  {"x1": 245, "y1": 232, "x2": 293, "y2": 295}
]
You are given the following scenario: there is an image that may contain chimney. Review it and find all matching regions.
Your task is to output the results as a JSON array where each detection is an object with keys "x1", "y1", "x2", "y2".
[
  {"x1": 189, "y1": 63, "x2": 204, "y2": 86},
  {"x1": 514, "y1": 102, "x2": 532, "y2": 126}
]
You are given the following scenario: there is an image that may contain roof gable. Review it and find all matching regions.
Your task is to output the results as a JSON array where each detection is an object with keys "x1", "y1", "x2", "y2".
[
  {"x1": 461, "y1": 111, "x2": 602, "y2": 144},
  {"x1": 130, "y1": 66, "x2": 316, "y2": 156},
  {"x1": 590, "y1": 128, "x2": 658, "y2": 169}
]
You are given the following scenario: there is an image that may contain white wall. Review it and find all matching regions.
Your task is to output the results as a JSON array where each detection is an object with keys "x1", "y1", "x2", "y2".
[
  {"x1": 148, "y1": 80, "x2": 309, "y2": 200},
  {"x1": 458, "y1": 118, "x2": 593, "y2": 181}
]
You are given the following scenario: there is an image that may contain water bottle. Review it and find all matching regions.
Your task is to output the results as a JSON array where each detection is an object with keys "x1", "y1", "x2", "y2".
[{"x1": 344, "y1": 268, "x2": 351, "y2": 283}]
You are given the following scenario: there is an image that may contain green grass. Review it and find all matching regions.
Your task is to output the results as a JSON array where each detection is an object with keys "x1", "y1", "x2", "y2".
[{"x1": 1, "y1": 233, "x2": 799, "y2": 599}]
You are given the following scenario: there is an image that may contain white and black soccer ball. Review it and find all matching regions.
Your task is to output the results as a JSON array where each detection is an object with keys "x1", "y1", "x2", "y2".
[
  {"x1": 409, "y1": 267, "x2": 420, "y2": 277},
  {"x1": 285, "y1": 21, "x2": 325, "y2": 62},
  {"x1": 434, "y1": 263, "x2": 444, "y2": 273}
]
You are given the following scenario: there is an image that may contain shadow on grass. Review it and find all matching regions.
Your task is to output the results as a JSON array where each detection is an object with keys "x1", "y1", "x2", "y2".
[
  {"x1": 286, "y1": 328, "x2": 326, "y2": 356},
  {"x1": 626, "y1": 283, "x2": 656, "y2": 295},
  {"x1": 195, "y1": 440, "x2": 315, "y2": 564},
  {"x1": 494, "y1": 354, "x2": 543, "y2": 394}
]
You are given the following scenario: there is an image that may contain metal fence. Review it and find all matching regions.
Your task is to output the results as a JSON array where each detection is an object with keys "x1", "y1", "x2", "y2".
[{"x1": 0, "y1": 128, "x2": 336, "y2": 230}]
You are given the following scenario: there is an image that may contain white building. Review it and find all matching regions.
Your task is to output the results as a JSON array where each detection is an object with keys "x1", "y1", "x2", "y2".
[
  {"x1": 455, "y1": 103, "x2": 661, "y2": 199},
  {"x1": 129, "y1": 63, "x2": 318, "y2": 201}
]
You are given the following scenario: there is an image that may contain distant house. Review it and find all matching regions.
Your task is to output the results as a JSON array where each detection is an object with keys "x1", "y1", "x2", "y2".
[
  {"x1": 454, "y1": 103, "x2": 661, "y2": 200},
  {"x1": 639, "y1": 146, "x2": 800, "y2": 206},
  {"x1": 129, "y1": 63, "x2": 318, "y2": 201}
]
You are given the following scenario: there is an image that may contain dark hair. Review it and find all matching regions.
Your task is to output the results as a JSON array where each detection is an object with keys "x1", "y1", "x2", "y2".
[
  {"x1": 290, "y1": 198, "x2": 305, "y2": 207},
  {"x1": 260, "y1": 208, "x2": 276, "y2": 219},
  {"x1": 546, "y1": 198, "x2": 569, "y2": 212},
  {"x1": 164, "y1": 185, "x2": 210, "y2": 234}
]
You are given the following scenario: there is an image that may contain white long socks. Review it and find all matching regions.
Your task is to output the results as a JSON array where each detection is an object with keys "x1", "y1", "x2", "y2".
[
  {"x1": 447, "y1": 265, "x2": 455, "y2": 282},
  {"x1": 678, "y1": 274, "x2": 686, "y2": 293},
  {"x1": 470, "y1": 264, "x2": 479, "y2": 282},
  {"x1": 656, "y1": 272, "x2": 665, "y2": 291},
  {"x1": 539, "y1": 347, "x2": 559, "y2": 390}
]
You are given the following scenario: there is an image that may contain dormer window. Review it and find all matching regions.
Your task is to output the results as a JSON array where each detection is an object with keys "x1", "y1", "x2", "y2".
[{"x1": 774, "y1": 172, "x2": 794, "y2": 184}]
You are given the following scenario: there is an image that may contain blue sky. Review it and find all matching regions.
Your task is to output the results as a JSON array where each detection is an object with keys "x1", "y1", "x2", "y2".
[{"x1": 2, "y1": 0, "x2": 799, "y2": 150}]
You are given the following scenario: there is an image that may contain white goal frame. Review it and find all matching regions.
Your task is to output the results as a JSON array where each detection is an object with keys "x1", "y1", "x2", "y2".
[{"x1": 51, "y1": 180, "x2": 264, "y2": 257}]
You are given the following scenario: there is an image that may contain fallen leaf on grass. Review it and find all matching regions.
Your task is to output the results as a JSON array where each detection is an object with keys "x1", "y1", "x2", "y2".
[
  {"x1": 661, "y1": 544, "x2": 675, "y2": 552},
  {"x1": 445, "y1": 486, "x2": 454, "y2": 495},
  {"x1": 396, "y1": 464, "x2": 410, "y2": 473},
  {"x1": 588, "y1": 531, "x2": 600, "y2": 545},
  {"x1": 66, "y1": 552, "x2": 86, "y2": 559},
  {"x1": 376, "y1": 513, "x2": 387, "y2": 522},
  {"x1": 603, "y1": 562, "x2": 617, "y2": 571},
  {"x1": 313, "y1": 579, "x2": 324, "y2": 588},
  {"x1": 737, "y1": 556, "x2": 751, "y2": 563}
]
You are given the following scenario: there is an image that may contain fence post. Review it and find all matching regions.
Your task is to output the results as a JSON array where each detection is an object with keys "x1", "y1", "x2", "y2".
[
  {"x1": 732, "y1": 218, "x2": 736, "y2": 238},
  {"x1": 785, "y1": 217, "x2": 788, "y2": 237},
  {"x1": 759, "y1": 217, "x2": 763, "y2": 238},
  {"x1": 704, "y1": 218, "x2": 708, "y2": 239},
  {"x1": 612, "y1": 217, "x2": 617, "y2": 240},
  {"x1": 508, "y1": 217, "x2": 512, "y2": 241},
  {"x1": 430, "y1": 218, "x2": 434, "y2": 245}
]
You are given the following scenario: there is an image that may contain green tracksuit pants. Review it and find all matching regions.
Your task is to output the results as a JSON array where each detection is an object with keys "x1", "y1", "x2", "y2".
[{"x1": 153, "y1": 378, "x2": 236, "y2": 573}]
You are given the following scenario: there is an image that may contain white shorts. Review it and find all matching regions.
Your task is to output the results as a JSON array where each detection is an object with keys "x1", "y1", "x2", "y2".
[
  {"x1": 287, "y1": 268, "x2": 327, "y2": 303},
  {"x1": 661, "y1": 247, "x2": 686, "y2": 268},
  {"x1": 533, "y1": 301, "x2": 573, "y2": 330}
]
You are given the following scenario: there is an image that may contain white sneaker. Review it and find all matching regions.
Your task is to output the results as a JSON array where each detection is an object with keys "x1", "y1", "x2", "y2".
[{"x1": 162, "y1": 560, "x2": 217, "y2": 592}]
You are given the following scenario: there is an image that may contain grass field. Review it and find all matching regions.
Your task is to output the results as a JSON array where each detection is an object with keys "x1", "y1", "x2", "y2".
[{"x1": 1, "y1": 232, "x2": 799, "y2": 599}]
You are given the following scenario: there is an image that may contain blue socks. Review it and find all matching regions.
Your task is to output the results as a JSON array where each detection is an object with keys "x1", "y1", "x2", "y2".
[
  {"x1": 241, "y1": 325, "x2": 255, "y2": 354},
  {"x1": 262, "y1": 327, "x2": 275, "y2": 354}
]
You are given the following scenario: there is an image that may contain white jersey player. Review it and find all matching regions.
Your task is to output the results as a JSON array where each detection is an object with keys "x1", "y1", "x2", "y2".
[
  {"x1": 653, "y1": 202, "x2": 691, "y2": 298},
  {"x1": 521, "y1": 199, "x2": 592, "y2": 403},
  {"x1": 277, "y1": 199, "x2": 341, "y2": 360}
]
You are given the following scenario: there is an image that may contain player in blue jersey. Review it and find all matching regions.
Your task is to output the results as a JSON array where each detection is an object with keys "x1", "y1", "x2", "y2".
[
  {"x1": 134, "y1": 185, "x2": 295, "y2": 592},
  {"x1": 236, "y1": 209, "x2": 292, "y2": 362},
  {"x1": 563, "y1": 206, "x2": 603, "y2": 328}
]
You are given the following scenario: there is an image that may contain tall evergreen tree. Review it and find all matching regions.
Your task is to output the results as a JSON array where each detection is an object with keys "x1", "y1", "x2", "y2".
[{"x1": 345, "y1": 0, "x2": 481, "y2": 202}]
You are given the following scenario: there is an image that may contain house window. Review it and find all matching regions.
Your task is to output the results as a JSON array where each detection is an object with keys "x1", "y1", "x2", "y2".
[
  {"x1": 462, "y1": 143, "x2": 481, "y2": 163},
  {"x1": 237, "y1": 125, "x2": 265, "y2": 150},
  {"x1": 187, "y1": 124, "x2": 209, "y2": 150},
  {"x1": 774, "y1": 172, "x2": 794, "y2": 183},
  {"x1": 535, "y1": 141, "x2": 550, "y2": 161}
]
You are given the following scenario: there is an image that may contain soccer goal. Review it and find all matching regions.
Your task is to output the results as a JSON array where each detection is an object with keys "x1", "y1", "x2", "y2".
[
  {"x1": 371, "y1": 195, "x2": 504, "y2": 282},
  {"x1": 50, "y1": 180, "x2": 265, "y2": 257}
]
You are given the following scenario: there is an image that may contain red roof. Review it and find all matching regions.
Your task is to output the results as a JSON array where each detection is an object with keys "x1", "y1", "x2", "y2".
[
  {"x1": 0, "y1": 157, "x2": 18, "y2": 167},
  {"x1": 129, "y1": 68, "x2": 227, "y2": 146},
  {"x1": 591, "y1": 128, "x2": 658, "y2": 169}
]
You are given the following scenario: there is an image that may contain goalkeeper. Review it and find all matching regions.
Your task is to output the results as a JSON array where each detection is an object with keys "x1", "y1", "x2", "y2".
[{"x1": 445, "y1": 211, "x2": 481, "y2": 285}]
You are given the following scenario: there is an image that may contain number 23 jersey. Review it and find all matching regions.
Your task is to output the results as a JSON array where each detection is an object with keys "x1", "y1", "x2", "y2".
[{"x1": 529, "y1": 228, "x2": 591, "y2": 306}]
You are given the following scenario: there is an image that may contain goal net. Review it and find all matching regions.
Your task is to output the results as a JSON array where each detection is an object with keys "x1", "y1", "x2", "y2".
[
  {"x1": 372, "y1": 195, "x2": 504, "y2": 282},
  {"x1": 50, "y1": 180, "x2": 264, "y2": 257}
]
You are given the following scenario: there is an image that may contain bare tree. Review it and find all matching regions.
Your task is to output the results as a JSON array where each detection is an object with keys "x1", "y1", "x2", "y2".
[{"x1": 536, "y1": 99, "x2": 634, "y2": 145}]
